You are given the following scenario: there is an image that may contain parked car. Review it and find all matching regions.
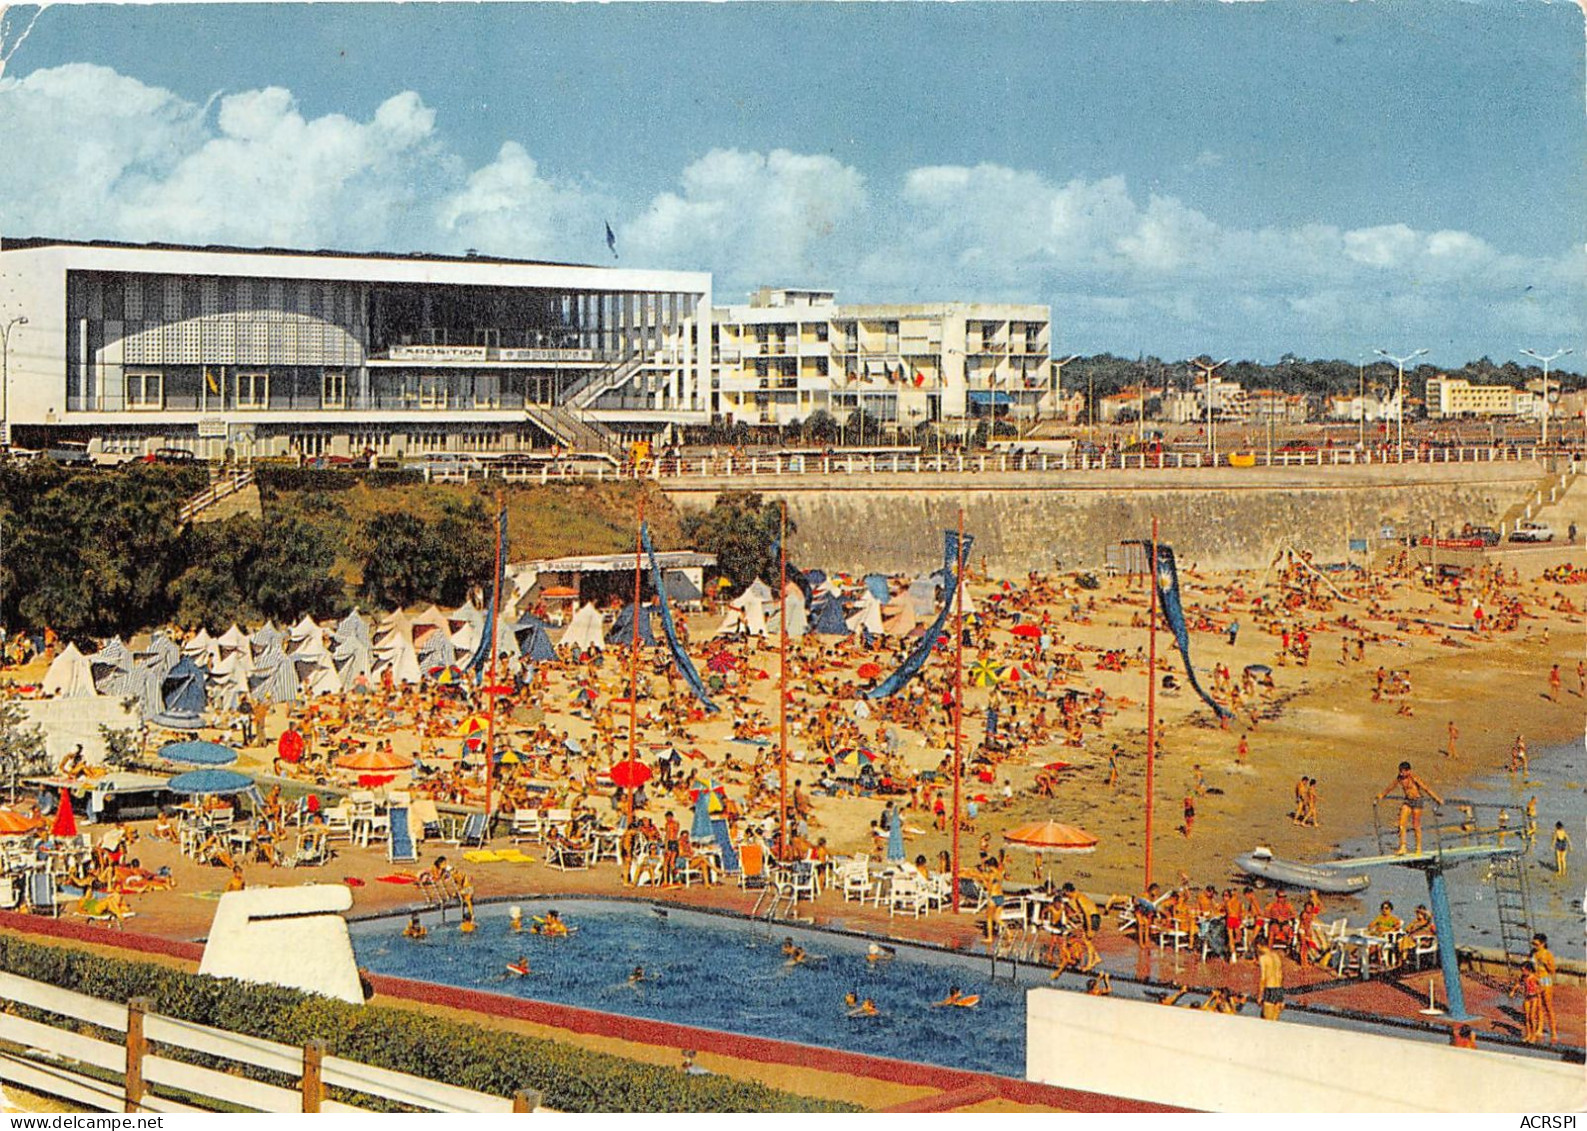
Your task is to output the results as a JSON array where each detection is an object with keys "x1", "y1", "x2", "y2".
[
  {"x1": 1463, "y1": 525, "x2": 1502, "y2": 547},
  {"x1": 416, "y1": 453, "x2": 484, "y2": 479},
  {"x1": 1277, "y1": 439, "x2": 1318, "y2": 454},
  {"x1": 45, "y1": 441, "x2": 94, "y2": 467},
  {"x1": 1509, "y1": 521, "x2": 1555, "y2": 543},
  {"x1": 145, "y1": 447, "x2": 197, "y2": 465}
]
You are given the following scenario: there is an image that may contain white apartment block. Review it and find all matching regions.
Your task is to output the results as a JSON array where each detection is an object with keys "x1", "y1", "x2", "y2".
[
  {"x1": 1424, "y1": 375, "x2": 1535, "y2": 419},
  {"x1": 0, "y1": 238, "x2": 712, "y2": 458},
  {"x1": 711, "y1": 287, "x2": 1053, "y2": 428}
]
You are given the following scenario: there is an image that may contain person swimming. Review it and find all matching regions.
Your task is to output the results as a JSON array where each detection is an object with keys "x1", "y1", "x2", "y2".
[
  {"x1": 847, "y1": 997, "x2": 879, "y2": 1018},
  {"x1": 630, "y1": 965, "x2": 648, "y2": 985},
  {"x1": 780, "y1": 937, "x2": 798, "y2": 957},
  {"x1": 508, "y1": 906, "x2": 524, "y2": 933},
  {"x1": 459, "y1": 910, "x2": 477, "y2": 934},
  {"x1": 402, "y1": 913, "x2": 427, "y2": 940},
  {"x1": 784, "y1": 945, "x2": 808, "y2": 966},
  {"x1": 532, "y1": 909, "x2": 571, "y2": 937},
  {"x1": 934, "y1": 985, "x2": 980, "y2": 1008},
  {"x1": 506, "y1": 956, "x2": 530, "y2": 976},
  {"x1": 866, "y1": 942, "x2": 895, "y2": 964}
]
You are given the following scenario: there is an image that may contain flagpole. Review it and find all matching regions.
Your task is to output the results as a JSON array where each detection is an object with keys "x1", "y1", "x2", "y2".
[
  {"x1": 951, "y1": 507, "x2": 966, "y2": 914},
  {"x1": 482, "y1": 491, "x2": 506, "y2": 823},
  {"x1": 777, "y1": 501, "x2": 790, "y2": 861},
  {"x1": 1145, "y1": 516, "x2": 1159, "y2": 890},
  {"x1": 626, "y1": 495, "x2": 645, "y2": 824}
]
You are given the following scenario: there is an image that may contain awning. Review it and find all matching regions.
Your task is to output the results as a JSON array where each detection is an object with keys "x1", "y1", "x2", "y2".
[{"x1": 968, "y1": 390, "x2": 1015, "y2": 406}]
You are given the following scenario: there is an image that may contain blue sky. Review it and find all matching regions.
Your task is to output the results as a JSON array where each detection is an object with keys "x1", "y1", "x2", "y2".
[{"x1": 1, "y1": 2, "x2": 1582, "y2": 366}]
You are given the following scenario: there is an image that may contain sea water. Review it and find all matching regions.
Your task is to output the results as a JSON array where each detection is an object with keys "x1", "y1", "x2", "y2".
[
  {"x1": 1333, "y1": 737, "x2": 1587, "y2": 963},
  {"x1": 352, "y1": 901, "x2": 1030, "y2": 1077}
]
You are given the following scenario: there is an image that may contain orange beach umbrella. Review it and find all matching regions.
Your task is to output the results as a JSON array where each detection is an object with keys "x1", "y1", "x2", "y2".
[{"x1": 1002, "y1": 820, "x2": 1098, "y2": 854}]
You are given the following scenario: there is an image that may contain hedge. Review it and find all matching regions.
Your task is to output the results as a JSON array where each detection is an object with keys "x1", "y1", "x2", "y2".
[
  {"x1": 0, "y1": 936, "x2": 859, "y2": 1113},
  {"x1": 252, "y1": 465, "x2": 423, "y2": 495}
]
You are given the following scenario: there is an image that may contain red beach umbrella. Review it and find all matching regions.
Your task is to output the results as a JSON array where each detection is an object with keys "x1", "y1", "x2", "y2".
[
  {"x1": 609, "y1": 759, "x2": 652, "y2": 790},
  {"x1": 856, "y1": 662, "x2": 883, "y2": 680},
  {"x1": 277, "y1": 729, "x2": 305, "y2": 764},
  {"x1": 1010, "y1": 624, "x2": 1041, "y2": 639},
  {"x1": 336, "y1": 747, "x2": 415, "y2": 772},
  {"x1": 51, "y1": 792, "x2": 77, "y2": 839}
]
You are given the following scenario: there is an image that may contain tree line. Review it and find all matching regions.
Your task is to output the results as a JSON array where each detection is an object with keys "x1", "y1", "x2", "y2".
[{"x1": 0, "y1": 463, "x2": 495, "y2": 644}]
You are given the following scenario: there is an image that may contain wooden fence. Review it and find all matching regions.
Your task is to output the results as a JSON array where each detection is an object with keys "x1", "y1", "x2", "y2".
[{"x1": 0, "y1": 971, "x2": 538, "y2": 1114}]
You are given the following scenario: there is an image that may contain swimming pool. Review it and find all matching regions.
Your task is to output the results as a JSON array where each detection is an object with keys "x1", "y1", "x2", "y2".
[{"x1": 351, "y1": 900, "x2": 1032, "y2": 1078}]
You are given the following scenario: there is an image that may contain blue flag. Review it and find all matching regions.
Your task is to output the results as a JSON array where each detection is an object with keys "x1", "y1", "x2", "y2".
[
  {"x1": 1149, "y1": 542, "x2": 1230, "y2": 719},
  {"x1": 866, "y1": 529, "x2": 973, "y2": 699},
  {"x1": 605, "y1": 221, "x2": 618, "y2": 259},
  {"x1": 642, "y1": 522, "x2": 718, "y2": 712},
  {"x1": 468, "y1": 506, "x2": 510, "y2": 678}
]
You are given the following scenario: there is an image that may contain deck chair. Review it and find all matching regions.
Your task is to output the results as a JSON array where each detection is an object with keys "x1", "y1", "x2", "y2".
[
  {"x1": 0, "y1": 876, "x2": 18, "y2": 910},
  {"x1": 387, "y1": 805, "x2": 418, "y2": 863},
  {"x1": 454, "y1": 812, "x2": 489, "y2": 848},
  {"x1": 284, "y1": 829, "x2": 329, "y2": 868},
  {"x1": 737, "y1": 843, "x2": 768, "y2": 889},
  {"x1": 25, "y1": 871, "x2": 58, "y2": 917},
  {"x1": 510, "y1": 809, "x2": 545, "y2": 844}
]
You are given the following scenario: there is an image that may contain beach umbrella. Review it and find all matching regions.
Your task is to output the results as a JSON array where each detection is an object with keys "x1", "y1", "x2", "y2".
[
  {"x1": 1001, "y1": 666, "x2": 1023, "y2": 683},
  {"x1": 833, "y1": 748, "x2": 875, "y2": 769},
  {"x1": 0, "y1": 809, "x2": 40, "y2": 835},
  {"x1": 1243, "y1": 664, "x2": 1272, "y2": 677},
  {"x1": 609, "y1": 759, "x2": 652, "y2": 791},
  {"x1": 1002, "y1": 820, "x2": 1098, "y2": 854},
  {"x1": 336, "y1": 747, "x2": 414, "y2": 772},
  {"x1": 277, "y1": 730, "x2": 305, "y2": 764},
  {"x1": 158, "y1": 739, "x2": 238, "y2": 767},
  {"x1": 691, "y1": 791, "x2": 713, "y2": 840},
  {"x1": 1041, "y1": 761, "x2": 1073, "y2": 774},
  {"x1": 706, "y1": 651, "x2": 738, "y2": 673},
  {"x1": 493, "y1": 749, "x2": 524, "y2": 766},
  {"x1": 856, "y1": 662, "x2": 882, "y2": 681},
  {"x1": 358, "y1": 773, "x2": 396, "y2": 788},
  {"x1": 967, "y1": 658, "x2": 1005, "y2": 687},
  {"x1": 51, "y1": 792, "x2": 77, "y2": 839},
  {"x1": 166, "y1": 769, "x2": 256, "y2": 797},
  {"x1": 688, "y1": 778, "x2": 727, "y2": 801},
  {"x1": 1010, "y1": 624, "x2": 1041, "y2": 639}
]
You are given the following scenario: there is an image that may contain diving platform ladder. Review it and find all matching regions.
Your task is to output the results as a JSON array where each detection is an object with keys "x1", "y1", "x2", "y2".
[
  {"x1": 415, "y1": 872, "x2": 463, "y2": 920},
  {"x1": 1489, "y1": 850, "x2": 1535, "y2": 974}
]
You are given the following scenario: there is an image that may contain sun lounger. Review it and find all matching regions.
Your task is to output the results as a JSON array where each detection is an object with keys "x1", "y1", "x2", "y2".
[{"x1": 387, "y1": 804, "x2": 418, "y2": 863}]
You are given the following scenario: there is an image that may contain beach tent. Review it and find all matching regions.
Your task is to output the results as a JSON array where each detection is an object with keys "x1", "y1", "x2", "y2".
[
  {"x1": 560, "y1": 603, "x2": 605, "y2": 651},
  {"x1": 372, "y1": 632, "x2": 423, "y2": 685},
  {"x1": 89, "y1": 638, "x2": 134, "y2": 694},
  {"x1": 743, "y1": 578, "x2": 774, "y2": 604},
  {"x1": 289, "y1": 622, "x2": 332, "y2": 662},
  {"x1": 610, "y1": 603, "x2": 658, "y2": 648},
  {"x1": 247, "y1": 650, "x2": 299, "y2": 705},
  {"x1": 250, "y1": 622, "x2": 285, "y2": 653},
  {"x1": 332, "y1": 636, "x2": 372, "y2": 690},
  {"x1": 663, "y1": 571, "x2": 703, "y2": 604},
  {"x1": 374, "y1": 610, "x2": 414, "y2": 649},
  {"x1": 334, "y1": 610, "x2": 371, "y2": 650},
  {"x1": 288, "y1": 614, "x2": 322, "y2": 644},
  {"x1": 863, "y1": 573, "x2": 891, "y2": 602},
  {"x1": 414, "y1": 625, "x2": 457, "y2": 671},
  {"x1": 42, "y1": 644, "x2": 98, "y2": 699},
  {"x1": 519, "y1": 623, "x2": 557, "y2": 664},
  {"x1": 151, "y1": 655, "x2": 208, "y2": 729},
  {"x1": 139, "y1": 632, "x2": 182, "y2": 674},
  {"x1": 182, "y1": 628, "x2": 216, "y2": 661},
  {"x1": 295, "y1": 657, "x2": 341, "y2": 698},
  {"x1": 729, "y1": 588, "x2": 768, "y2": 637},
  {"x1": 809, "y1": 592, "x2": 850, "y2": 637},
  {"x1": 845, "y1": 592, "x2": 885, "y2": 637},
  {"x1": 768, "y1": 583, "x2": 808, "y2": 639},
  {"x1": 217, "y1": 624, "x2": 249, "y2": 651},
  {"x1": 448, "y1": 601, "x2": 484, "y2": 654},
  {"x1": 881, "y1": 597, "x2": 918, "y2": 637},
  {"x1": 907, "y1": 577, "x2": 939, "y2": 617}
]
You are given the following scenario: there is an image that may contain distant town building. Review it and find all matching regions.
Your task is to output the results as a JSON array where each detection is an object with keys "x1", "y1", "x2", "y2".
[
  {"x1": 711, "y1": 288, "x2": 1053, "y2": 427},
  {"x1": 1424, "y1": 375, "x2": 1537, "y2": 419},
  {"x1": 1246, "y1": 389, "x2": 1311, "y2": 425},
  {"x1": 1327, "y1": 391, "x2": 1400, "y2": 423}
]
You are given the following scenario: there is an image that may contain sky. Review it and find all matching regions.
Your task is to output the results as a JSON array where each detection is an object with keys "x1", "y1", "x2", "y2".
[{"x1": 0, "y1": 1, "x2": 1583, "y2": 367}]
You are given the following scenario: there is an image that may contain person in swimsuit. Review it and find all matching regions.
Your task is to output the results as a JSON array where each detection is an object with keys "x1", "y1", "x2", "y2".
[
  {"x1": 1530, "y1": 933, "x2": 1559, "y2": 1043},
  {"x1": 1552, "y1": 822, "x2": 1571, "y2": 877},
  {"x1": 1256, "y1": 938, "x2": 1284, "y2": 1021},
  {"x1": 402, "y1": 913, "x2": 427, "y2": 940},
  {"x1": 1374, "y1": 761, "x2": 1442, "y2": 854}
]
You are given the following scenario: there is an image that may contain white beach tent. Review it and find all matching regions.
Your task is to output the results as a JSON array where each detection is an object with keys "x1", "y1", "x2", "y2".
[
  {"x1": 372, "y1": 633, "x2": 423, "y2": 685},
  {"x1": 730, "y1": 587, "x2": 768, "y2": 637},
  {"x1": 560, "y1": 603, "x2": 605, "y2": 651},
  {"x1": 882, "y1": 596, "x2": 918, "y2": 637},
  {"x1": 845, "y1": 591, "x2": 886, "y2": 636},
  {"x1": 43, "y1": 643, "x2": 99, "y2": 698}
]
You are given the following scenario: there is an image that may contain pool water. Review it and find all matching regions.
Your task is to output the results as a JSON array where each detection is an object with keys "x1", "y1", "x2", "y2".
[{"x1": 351, "y1": 901, "x2": 1030, "y2": 1078}]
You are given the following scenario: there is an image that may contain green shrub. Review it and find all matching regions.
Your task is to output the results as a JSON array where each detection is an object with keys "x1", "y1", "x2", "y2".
[{"x1": 0, "y1": 936, "x2": 858, "y2": 1113}]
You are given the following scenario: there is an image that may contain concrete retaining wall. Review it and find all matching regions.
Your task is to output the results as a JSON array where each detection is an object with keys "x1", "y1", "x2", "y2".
[{"x1": 665, "y1": 464, "x2": 1543, "y2": 574}]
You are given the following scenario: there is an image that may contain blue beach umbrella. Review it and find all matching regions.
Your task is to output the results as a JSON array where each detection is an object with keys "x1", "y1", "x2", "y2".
[
  {"x1": 691, "y1": 790, "x2": 713, "y2": 840},
  {"x1": 166, "y1": 769, "x2": 256, "y2": 796},
  {"x1": 158, "y1": 739, "x2": 238, "y2": 767}
]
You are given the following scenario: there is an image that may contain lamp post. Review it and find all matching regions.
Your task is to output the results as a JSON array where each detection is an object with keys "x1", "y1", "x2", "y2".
[
  {"x1": 1520, "y1": 347, "x2": 1572, "y2": 448},
  {"x1": 1190, "y1": 357, "x2": 1230, "y2": 461},
  {"x1": 1375, "y1": 347, "x2": 1427, "y2": 461},
  {"x1": 1357, "y1": 354, "x2": 1367, "y2": 451},
  {"x1": 0, "y1": 316, "x2": 27, "y2": 447},
  {"x1": 1050, "y1": 353, "x2": 1080, "y2": 429}
]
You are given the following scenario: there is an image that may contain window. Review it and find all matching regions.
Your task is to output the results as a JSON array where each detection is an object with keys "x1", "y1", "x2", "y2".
[
  {"x1": 237, "y1": 371, "x2": 269, "y2": 409},
  {"x1": 418, "y1": 374, "x2": 448, "y2": 408},
  {"x1": 321, "y1": 370, "x2": 346, "y2": 409},
  {"x1": 125, "y1": 371, "x2": 163, "y2": 410}
]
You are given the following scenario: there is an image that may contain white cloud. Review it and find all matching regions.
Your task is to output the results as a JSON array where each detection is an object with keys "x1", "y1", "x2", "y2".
[
  {"x1": 624, "y1": 148, "x2": 867, "y2": 288},
  {"x1": 0, "y1": 62, "x2": 1577, "y2": 360}
]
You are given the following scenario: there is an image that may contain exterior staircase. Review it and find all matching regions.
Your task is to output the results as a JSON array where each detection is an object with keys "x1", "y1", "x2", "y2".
[
  {"x1": 1497, "y1": 466, "x2": 1580, "y2": 539},
  {"x1": 523, "y1": 402, "x2": 622, "y2": 456},
  {"x1": 178, "y1": 467, "x2": 257, "y2": 525},
  {"x1": 562, "y1": 353, "x2": 646, "y2": 410}
]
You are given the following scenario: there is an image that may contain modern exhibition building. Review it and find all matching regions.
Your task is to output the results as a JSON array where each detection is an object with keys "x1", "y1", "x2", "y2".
[{"x1": 0, "y1": 237, "x2": 712, "y2": 459}]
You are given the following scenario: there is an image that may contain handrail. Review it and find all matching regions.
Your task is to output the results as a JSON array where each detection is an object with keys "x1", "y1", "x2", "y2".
[
  {"x1": 0, "y1": 969, "x2": 535, "y2": 1114},
  {"x1": 178, "y1": 468, "x2": 255, "y2": 523}
]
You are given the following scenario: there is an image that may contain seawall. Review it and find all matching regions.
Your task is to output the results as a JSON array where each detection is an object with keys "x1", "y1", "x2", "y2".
[{"x1": 662, "y1": 462, "x2": 1547, "y2": 574}]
